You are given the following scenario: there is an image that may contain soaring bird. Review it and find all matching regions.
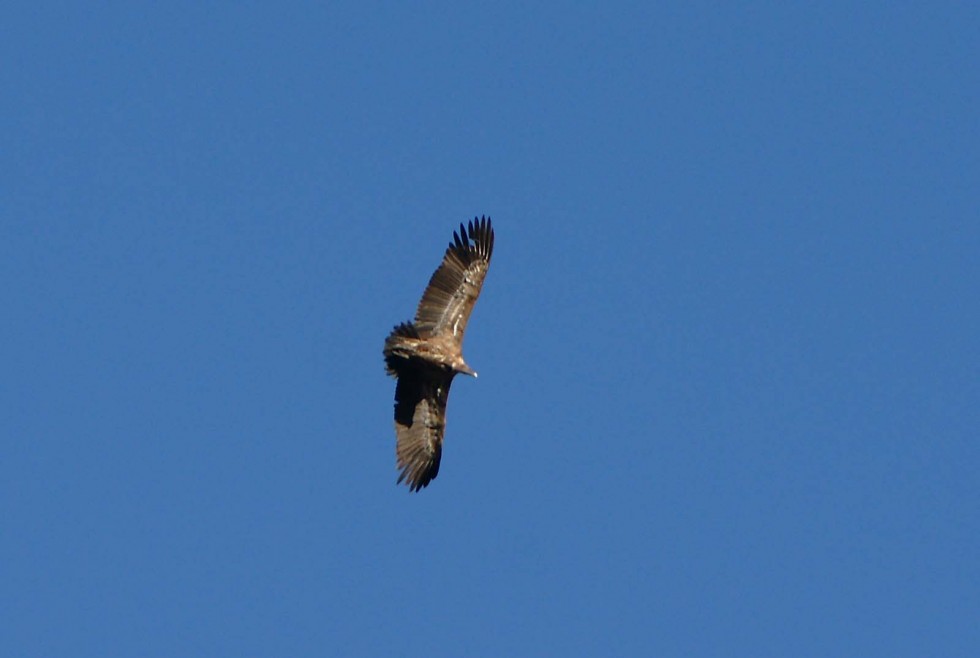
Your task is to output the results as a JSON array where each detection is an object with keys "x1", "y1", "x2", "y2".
[{"x1": 383, "y1": 217, "x2": 494, "y2": 491}]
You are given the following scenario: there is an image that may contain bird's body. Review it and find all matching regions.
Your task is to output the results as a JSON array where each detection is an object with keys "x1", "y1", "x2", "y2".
[
  {"x1": 384, "y1": 324, "x2": 475, "y2": 377},
  {"x1": 382, "y1": 217, "x2": 494, "y2": 491}
]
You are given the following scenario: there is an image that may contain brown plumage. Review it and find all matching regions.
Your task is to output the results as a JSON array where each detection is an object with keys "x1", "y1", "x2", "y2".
[{"x1": 383, "y1": 217, "x2": 494, "y2": 491}]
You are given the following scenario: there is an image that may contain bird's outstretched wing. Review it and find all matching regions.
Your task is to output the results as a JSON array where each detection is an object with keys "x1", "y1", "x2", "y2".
[
  {"x1": 414, "y1": 216, "x2": 494, "y2": 341},
  {"x1": 392, "y1": 367, "x2": 453, "y2": 491}
]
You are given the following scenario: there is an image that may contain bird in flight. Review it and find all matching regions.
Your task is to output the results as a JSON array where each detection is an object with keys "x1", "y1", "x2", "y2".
[{"x1": 383, "y1": 217, "x2": 494, "y2": 491}]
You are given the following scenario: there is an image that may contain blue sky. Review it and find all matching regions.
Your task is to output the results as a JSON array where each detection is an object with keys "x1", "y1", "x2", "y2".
[{"x1": 3, "y1": 2, "x2": 978, "y2": 656}]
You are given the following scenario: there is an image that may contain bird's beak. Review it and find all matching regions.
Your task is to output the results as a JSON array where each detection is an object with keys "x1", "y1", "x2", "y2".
[{"x1": 458, "y1": 363, "x2": 478, "y2": 377}]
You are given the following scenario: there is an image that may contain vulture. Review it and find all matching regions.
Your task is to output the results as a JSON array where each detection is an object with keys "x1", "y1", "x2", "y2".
[{"x1": 383, "y1": 217, "x2": 494, "y2": 491}]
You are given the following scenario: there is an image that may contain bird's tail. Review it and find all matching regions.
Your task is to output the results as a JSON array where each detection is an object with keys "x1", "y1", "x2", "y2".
[{"x1": 383, "y1": 322, "x2": 421, "y2": 375}]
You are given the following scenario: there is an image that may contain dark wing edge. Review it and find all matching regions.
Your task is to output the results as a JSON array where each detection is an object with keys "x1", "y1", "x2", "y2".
[
  {"x1": 414, "y1": 216, "x2": 494, "y2": 338},
  {"x1": 393, "y1": 368, "x2": 452, "y2": 492}
]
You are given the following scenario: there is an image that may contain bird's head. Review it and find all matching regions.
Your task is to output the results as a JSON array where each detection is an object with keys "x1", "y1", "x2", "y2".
[{"x1": 454, "y1": 359, "x2": 478, "y2": 378}]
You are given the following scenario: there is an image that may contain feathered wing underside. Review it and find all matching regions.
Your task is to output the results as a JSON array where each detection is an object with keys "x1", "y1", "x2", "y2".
[
  {"x1": 414, "y1": 216, "x2": 494, "y2": 340},
  {"x1": 393, "y1": 368, "x2": 453, "y2": 492}
]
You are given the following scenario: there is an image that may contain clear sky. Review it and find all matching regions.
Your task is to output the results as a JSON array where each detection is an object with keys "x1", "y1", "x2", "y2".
[{"x1": 3, "y1": 2, "x2": 978, "y2": 656}]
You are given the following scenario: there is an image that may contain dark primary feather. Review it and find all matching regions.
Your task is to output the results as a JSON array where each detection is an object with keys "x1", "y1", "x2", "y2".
[{"x1": 414, "y1": 216, "x2": 494, "y2": 340}]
